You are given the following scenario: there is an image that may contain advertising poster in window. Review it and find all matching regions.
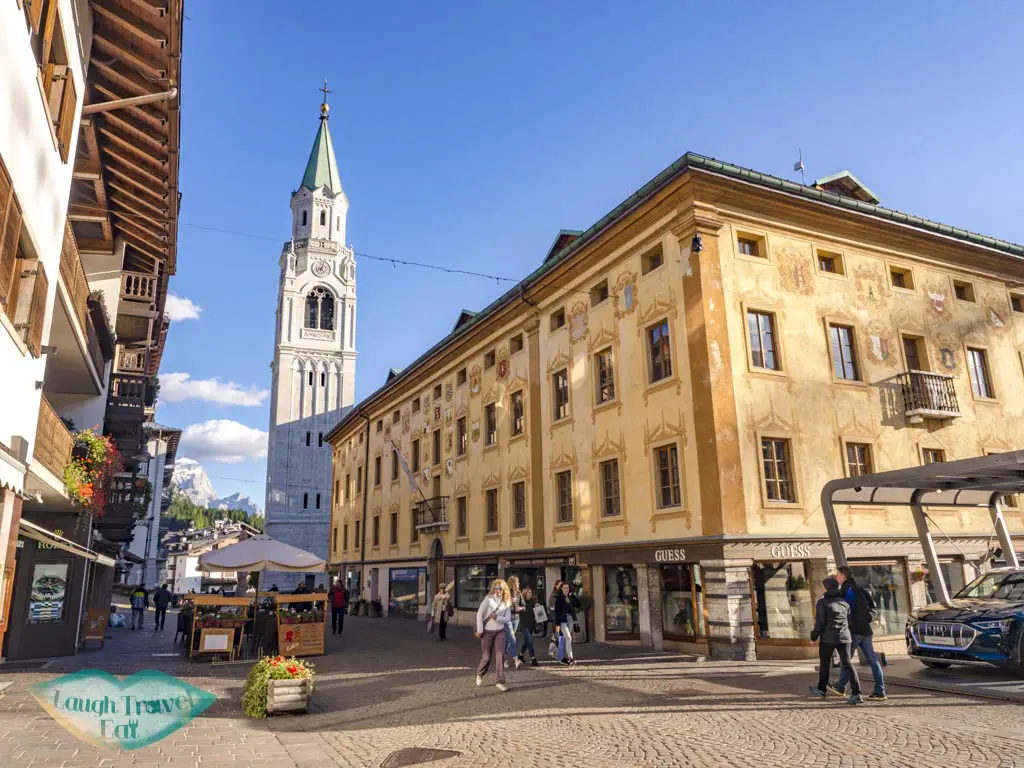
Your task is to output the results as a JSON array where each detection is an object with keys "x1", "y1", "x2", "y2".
[
  {"x1": 29, "y1": 563, "x2": 69, "y2": 623},
  {"x1": 389, "y1": 568, "x2": 425, "y2": 618}
]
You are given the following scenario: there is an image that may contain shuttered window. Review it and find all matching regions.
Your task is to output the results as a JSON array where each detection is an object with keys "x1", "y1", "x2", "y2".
[
  {"x1": 0, "y1": 158, "x2": 24, "y2": 322},
  {"x1": 23, "y1": 261, "x2": 48, "y2": 358},
  {"x1": 55, "y1": 67, "x2": 76, "y2": 163},
  {"x1": 26, "y1": 0, "x2": 46, "y2": 33}
]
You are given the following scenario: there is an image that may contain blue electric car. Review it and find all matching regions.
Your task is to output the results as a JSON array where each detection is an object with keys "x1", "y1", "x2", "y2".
[{"x1": 906, "y1": 567, "x2": 1024, "y2": 673}]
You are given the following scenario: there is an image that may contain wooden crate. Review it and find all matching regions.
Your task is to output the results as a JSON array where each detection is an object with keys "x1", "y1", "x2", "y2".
[{"x1": 267, "y1": 677, "x2": 310, "y2": 714}]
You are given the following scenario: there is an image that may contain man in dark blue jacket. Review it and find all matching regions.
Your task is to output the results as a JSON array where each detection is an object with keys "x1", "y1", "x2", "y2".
[
  {"x1": 809, "y1": 577, "x2": 862, "y2": 705},
  {"x1": 830, "y1": 566, "x2": 886, "y2": 700}
]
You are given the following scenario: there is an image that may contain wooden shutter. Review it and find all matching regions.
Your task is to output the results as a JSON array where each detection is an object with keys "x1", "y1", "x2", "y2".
[
  {"x1": 56, "y1": 67, "x2": 76, "y2": 163},
  {"x1": 0, "y1": 161, "x2": 22, "y2": 321},
  {"x1": 24, "y1": 261, "x2": 48, "y2": 358},
  {"x1": 39, "y1": 0, "x2": 58, "y2": 67},
  {"x1": 26, "y1": 0, "x2": 45, "y2": 34}
]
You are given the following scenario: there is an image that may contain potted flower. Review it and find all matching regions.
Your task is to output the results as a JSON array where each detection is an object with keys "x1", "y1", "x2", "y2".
[
  {"x1": 358, "y1": 599, "x2": 369, "y2": 616},
  {"x1": 242, "y1": 655, "x2": 315, "y2": 718},
  {"x1": 369, "y1": 597, "x2": 383, "y2": 618}
]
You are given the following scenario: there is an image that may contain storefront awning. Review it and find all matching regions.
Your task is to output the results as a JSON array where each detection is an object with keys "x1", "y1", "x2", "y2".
[{"x1": 18, "y1": 519, "x2": 116, "y2": 567}]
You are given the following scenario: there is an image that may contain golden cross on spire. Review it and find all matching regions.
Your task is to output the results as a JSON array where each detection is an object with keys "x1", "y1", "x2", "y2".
[{"x1": 318, "y1": 80, "x2": 332, "y2": 119}]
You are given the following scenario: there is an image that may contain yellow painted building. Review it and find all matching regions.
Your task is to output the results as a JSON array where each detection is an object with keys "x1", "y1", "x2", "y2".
[{"x1": 326, "y1": 153, "x2": 1024, "y2": 660}]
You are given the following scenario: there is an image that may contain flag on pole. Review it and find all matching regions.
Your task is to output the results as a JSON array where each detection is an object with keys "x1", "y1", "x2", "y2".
[{"x1": 390, "y1": 438, "x2": 418, "y2": 494}]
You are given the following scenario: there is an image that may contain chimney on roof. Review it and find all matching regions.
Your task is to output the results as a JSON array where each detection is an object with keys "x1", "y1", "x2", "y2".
[{"x1": 813, "y1": 171, "x2": 880, "y2": 205}]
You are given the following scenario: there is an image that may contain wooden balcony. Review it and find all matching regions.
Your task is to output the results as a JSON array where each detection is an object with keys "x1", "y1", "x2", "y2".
[
  {"x1": 119, "y1": 271, "x2": 157, "y2": 315},
  {"x1": 116, "y1": 344, "x2": 148, "y2": 374},
  {"x1": 898, "y1": 371, "x2": 961, "y2": 423},
  {"x1": 414, "y1": 496, "x2": 450, "y2": 532},
  {"x1": 34, "y1": 396, "x2": 74, "y2": 480},
  {"x1": 59, "y1": 220, "x2": 90, "y2": 332}
]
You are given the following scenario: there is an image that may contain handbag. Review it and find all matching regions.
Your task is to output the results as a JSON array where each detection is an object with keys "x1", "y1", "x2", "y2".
[
  {"x1": 427, "y1": 616, "x2": 436, "y2": 634},
  {"x1": 446, "y1": 602, "x2": 454, "y2": 618},
  {"x1": 572, "y1": 622, "x2": 581, "y2": 634},
  {"x1": 533, "y1": 604, "x2": 548, "y2": 624}
]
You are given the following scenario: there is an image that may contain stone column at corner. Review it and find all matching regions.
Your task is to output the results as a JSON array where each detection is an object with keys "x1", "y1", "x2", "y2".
[{"x1": 701, "y1": 558, "x2": 756, "y2": 661}]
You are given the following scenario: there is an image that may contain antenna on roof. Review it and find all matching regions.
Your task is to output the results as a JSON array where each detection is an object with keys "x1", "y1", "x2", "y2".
[{"x1": 793, "y1": 149, "x2": 806, "y2": 185}]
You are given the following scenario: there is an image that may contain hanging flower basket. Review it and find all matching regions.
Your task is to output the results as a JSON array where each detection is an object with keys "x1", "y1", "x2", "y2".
[{"x1": 62, "y1": 428, "x2": 123, "y2": 515}]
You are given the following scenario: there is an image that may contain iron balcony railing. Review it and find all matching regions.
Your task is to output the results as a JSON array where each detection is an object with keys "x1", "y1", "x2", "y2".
[
  {"x1": 414, "y1": 496, "x2": 449, "y2": 531},
  {"x1": 898, "y1": 370, "x2": 960, "y2": 420}
]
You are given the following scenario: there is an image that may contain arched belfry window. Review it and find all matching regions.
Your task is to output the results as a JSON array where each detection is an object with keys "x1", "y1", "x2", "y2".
[
  {"x1": 305, "y1": 287, "x2": 335, "y2": 330},
  {"x1": 302, "y1": 210, "x2": 307, "y2": 226}
]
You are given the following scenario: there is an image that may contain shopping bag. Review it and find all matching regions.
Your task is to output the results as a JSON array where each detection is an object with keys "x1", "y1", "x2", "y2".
[
  {"x1": 427, "y1": 617, "x2": 436, "y2": 634},
  {"x1": 533, "y1": 604, "x2": 548, "y2": 624}
]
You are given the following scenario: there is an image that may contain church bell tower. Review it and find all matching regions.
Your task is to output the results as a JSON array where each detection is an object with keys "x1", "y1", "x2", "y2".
[{"x1": 264, "y1": 83, "x2": 356, "y2": 586}]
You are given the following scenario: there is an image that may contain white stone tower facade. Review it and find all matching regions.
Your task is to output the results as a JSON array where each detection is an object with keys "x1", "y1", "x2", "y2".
[{"x1": 264, "y1": 92, "x2": 355, "y2": 588}]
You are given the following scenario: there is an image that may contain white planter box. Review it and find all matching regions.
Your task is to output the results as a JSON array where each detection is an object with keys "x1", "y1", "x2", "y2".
[{"x1": 267, "y1": 677, "x2": 310, "y2": 714}]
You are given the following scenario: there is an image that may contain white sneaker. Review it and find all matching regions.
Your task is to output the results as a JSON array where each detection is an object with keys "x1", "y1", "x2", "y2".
[
  {"x1": 495, "y1": 683, "x2": 508, "y2": 692},
  {"x1": 475, "y1": 675, "x2": 483, "y2": 687},
  {"x1": 514, "y1": 657, "x2": 522, "y2": 670}
]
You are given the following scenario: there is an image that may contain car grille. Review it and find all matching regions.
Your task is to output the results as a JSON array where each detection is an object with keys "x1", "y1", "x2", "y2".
[{"x1": 911, "y1": 621, "x2": 978, "y2": 651}]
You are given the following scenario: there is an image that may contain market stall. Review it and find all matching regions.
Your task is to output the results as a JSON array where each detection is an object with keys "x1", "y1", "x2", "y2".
[
  {"x1": 182, "y1": 594, "x2": 251, "y2": 659},
  {"x1": 197, "y1": 535, "x2": 328, "y2": 658}
]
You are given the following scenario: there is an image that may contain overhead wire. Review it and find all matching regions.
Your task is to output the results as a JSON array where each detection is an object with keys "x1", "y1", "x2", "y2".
[{"x1": 70, "y1": 204, "x2": 600, "y2": 300}]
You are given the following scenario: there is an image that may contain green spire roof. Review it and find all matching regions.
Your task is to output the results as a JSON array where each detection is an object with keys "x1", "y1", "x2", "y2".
[{"x1": 299, "y1": 115, "x2": 342, "y2": 195}]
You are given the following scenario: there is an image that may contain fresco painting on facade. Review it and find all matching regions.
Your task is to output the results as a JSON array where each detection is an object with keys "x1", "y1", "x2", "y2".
[{"x1": 322, "y1": 153, "x2": 1024, "y2": 660}]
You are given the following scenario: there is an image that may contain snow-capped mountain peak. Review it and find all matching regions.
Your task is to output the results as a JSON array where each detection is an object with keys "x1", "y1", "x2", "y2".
[
  {"x1": 171, "y1": 457, "x2": 217, "y2": 507},
  {"x1": 171, "y1": 458, "x2": 263, "y2": 516},
  {"x1": 211, "y1": 492, "x2": 263, "y2": 518}
]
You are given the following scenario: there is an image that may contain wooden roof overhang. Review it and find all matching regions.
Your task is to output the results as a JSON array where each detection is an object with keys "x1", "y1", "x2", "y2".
[{"x1": 69, "y1": 0, "x2": 182, "y2": 289}]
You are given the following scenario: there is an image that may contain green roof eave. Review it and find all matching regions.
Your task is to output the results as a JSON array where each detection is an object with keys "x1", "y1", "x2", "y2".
[
  {"x1": 324, "y1": 151, "x2": 1024, "y2": 443},
  {"x1": 299, "y1": 118, "x2": 342, "y2": 195}
]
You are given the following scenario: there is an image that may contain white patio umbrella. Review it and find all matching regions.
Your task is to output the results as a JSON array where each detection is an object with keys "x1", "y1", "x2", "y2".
[{"x1": 197, "y1": 534, "x2": 326, "y2": 575}]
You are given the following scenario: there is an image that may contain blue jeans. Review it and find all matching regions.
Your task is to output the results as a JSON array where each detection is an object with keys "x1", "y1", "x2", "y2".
[
  {"x1": 505, "y1": 619, "x2": 519, "y2": 656},
  {"x1": 836, "y1": 634, "x2": 884, "y2": 695},
  {"x1": 518, "y1": 627, "x2": 535, "y2": 659}
]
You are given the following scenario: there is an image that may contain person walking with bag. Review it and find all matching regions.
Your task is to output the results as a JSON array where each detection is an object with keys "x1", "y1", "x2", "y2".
[
  {"x1": 547, "y1": 580, "x2": 563, "y2": 659},
  {"x1": 475, "y1": 579, "x2": 512, "y2": 691},
  {"x1": 505, "y1": 576, "x2": 525, "y2": 669},
  {"x1": 554, "y1": 582, "x2": 581, "y2": 666},
  {"x1": 430, "y1": 584, "x2": 453, "y2": 641},
  {"x1": 518, "y1": 587, "x2": 542, "y2": 666},
  {"x1": 809, "y1": 576, "x2": 863, "y2": 705}
]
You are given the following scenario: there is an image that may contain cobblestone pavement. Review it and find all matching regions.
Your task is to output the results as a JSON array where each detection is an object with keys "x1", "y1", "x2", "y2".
[{"x1": 2, "y1": 609, "x2": 1024, "y2": 767}]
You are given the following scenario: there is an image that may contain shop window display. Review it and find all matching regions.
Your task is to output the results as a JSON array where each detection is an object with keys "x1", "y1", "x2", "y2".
[
  {"x1": 604, "y1": 566, "x2": 639, "y2": 636},
  {"x1": 456, "y1": 564, "x2": 497, "y2": 611},
  {"x1": 389, "y1": 568, "x2": 427, "y2": 618},
  {"x1": 848, "y1": 563, "x2": 909, "y2": 636},
  {"x1": 661, "y1": 564, "x2": 705, "y2": 638},
  {"x1": 752, "y1": 561, "x2": 813, "y2": 640},
  {"x1": 924, "y1": 561, "x2": 966, "y2": 605}
]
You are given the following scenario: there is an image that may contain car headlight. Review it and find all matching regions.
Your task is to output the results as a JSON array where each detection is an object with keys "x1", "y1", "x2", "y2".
[{"x1": 972, "y1": 619, "x2": 1013, "y2": 632}]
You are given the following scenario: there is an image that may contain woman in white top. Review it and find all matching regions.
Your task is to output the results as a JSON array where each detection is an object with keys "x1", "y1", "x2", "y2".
[{"x1": 475, "y1": 579, "x2": 512, "y2": 691}]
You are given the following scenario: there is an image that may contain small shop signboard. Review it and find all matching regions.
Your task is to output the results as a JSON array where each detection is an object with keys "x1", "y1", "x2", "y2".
[{"x1": 82, "y1": 607, "x2": 108, "y2": 647}]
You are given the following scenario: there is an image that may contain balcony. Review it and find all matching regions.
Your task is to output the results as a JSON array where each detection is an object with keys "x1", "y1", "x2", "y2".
[
  {"x1": 45, "y1": 223, "x2": 113, "y2": 394},
  {"x1": 414, "y1": 496, "x2": 450, "y2": 532},
  {"x1": 116, "y1": 344, "x2": 148, "y2": 374},
  {"x1": 120, "y1": 271, "x2": 157, "y2": 308},
  {"x1": 33, "y1": 397, "x2": 74, "y2": 481},
  {"x1": 898, "y1": 370, "x2": 961, "y2": 423}
]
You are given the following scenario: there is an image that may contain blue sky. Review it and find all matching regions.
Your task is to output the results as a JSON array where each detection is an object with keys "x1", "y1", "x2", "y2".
[{"x1": 157, "y1": 1, "x2": 1024, "y2": 506}]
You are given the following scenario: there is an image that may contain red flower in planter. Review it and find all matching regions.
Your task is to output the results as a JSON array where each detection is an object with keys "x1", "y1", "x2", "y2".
[{"x1": 286, "y1": 665, "x2": 298, "y2": 675}]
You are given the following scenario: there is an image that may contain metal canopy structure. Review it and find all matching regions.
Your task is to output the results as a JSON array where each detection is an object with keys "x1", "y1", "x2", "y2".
[{"x1": 821, "y1": 450, "x2": 1024, "y2": 605}]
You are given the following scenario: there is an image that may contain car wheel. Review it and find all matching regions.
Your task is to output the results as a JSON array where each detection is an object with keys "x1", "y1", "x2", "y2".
[{"x1": 921, "y1": 661, "x2": 952, "y2": 670}]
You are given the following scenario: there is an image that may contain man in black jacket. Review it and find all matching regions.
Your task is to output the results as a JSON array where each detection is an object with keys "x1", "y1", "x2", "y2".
[
  {"x1": 152, "y1": 583, "x2": 173, "y2": 632},
  {"x1": 809, "y1": 577, "x2": 862, "y2": 705},
  {"x1": 830, "y1": 566, "x2": 886, "y2": 700}
]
